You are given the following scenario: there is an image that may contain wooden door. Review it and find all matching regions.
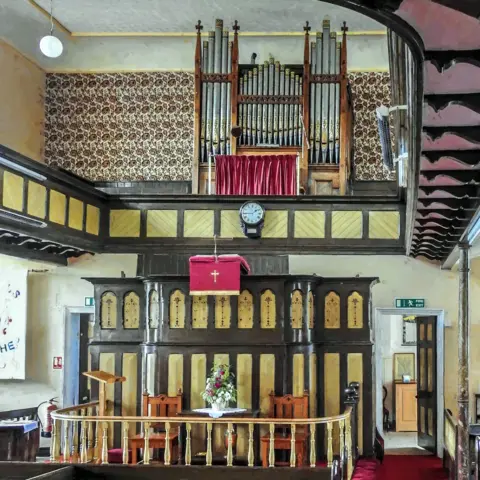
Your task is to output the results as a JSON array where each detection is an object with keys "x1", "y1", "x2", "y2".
[
  {"x1": 416, "y1": 316, "x2": 437, "y2": 453},
  {"x1": 395, "y1": 383, "x2": 417, "y2": 431}
]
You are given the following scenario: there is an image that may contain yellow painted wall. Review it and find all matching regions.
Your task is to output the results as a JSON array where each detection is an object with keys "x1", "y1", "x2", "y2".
[{"x1": 0, "y1": 39, "x2": 45, "y2": 162}]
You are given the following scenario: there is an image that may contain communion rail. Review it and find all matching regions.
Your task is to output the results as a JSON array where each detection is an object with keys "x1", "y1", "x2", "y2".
[{"x1": 50, "y1": 405, "x2": 355, "y2": 478}]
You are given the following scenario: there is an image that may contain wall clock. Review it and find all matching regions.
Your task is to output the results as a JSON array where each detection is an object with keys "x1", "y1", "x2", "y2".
[{"x1": 239, "y1": 201, "x2": 265, "y2": 239}]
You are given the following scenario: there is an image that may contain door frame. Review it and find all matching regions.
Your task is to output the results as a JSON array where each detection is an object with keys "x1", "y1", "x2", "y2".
[
  {"x1": 62, "y1": 306, "x2": 94, "y2": 408},
  {"x1": 374, "y1": 308, "x2": 447, "y2": 458}
]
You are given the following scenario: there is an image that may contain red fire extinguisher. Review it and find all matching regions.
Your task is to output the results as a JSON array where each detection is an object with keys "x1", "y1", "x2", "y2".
[{"x1": 37, "y1": 398, "x2": 58, "y2": 438}]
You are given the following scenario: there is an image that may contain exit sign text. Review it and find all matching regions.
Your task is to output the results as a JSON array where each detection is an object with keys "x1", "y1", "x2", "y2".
[{"x1": 395, "y1": 298, "x2": 425, "y2": 308}]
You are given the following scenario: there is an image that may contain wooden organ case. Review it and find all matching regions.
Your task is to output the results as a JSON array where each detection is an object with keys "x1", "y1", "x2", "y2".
[
  {"x1": 193, "y1": 19, "x2": 354, "y2": 196},
  {"x1": 85, "y1": 275, "x2": 377, "y2": 459}
]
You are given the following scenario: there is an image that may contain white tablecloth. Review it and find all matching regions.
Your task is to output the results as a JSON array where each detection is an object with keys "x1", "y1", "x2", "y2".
[{"x1": 192, "y1": 407, "x2": 247, "y2": 418}]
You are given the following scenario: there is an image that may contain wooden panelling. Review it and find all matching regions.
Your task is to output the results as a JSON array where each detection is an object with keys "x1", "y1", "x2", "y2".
[
  {"x1": 259, "y1": 354, "x2": 275, "y2": 440},
  {"x1": 293, "y1": 353, "x2": 305, "y2": 397},
  {"x1": 121, "y1": 353, "x2": 138, "y2": 437},
  {"x1": 192, "y1": 295, "x2": 208, "y2": 329},
  {"x1": 291, "y1": 290, "x2": 303, "y2": 329},
  {"x1": 99, "y1": 352, "x2": 115, "y2": 448},
  {"x1": 146, "y1": 353, "x2": 156, "y2": 396},
  {"x1": 27, "y1": 181, "x2": 46, "y2": 219},
  {"x1": 100, "y1": 292, "x2": 117, "y2": 329},
  {"x1": 309, "y1": 353, "x2": 317, "y2": 417},
  {"x1": 238, "y1": 290, "x2": 253, "y2": 329},
  {"x1": 262, "y1": 211, "x2": 288, "y2": 238},
  {"x1": 220, "y1": 210, "x2": 244, "y2": 238},
  {"x1": 110, "y1": 210, "x2": 140, "y2": 237},
  {"x1": 183, "y1": 210, "x2": 214, "y2": 238},
  {"x1": 190, "y1": 354, "x2": 207, "y2": 452},
  {"x1": 215, "y1": 295, "x2": 231, "y2": 328},
  {"x1": 324, "y1": 353, "x2": 340, "y2": 454},
  {"x1": 427, "y1": 348, "x2": 433, "y2": 392},
  {"x1": 86, "y1": 204, "x2": 100, "y2": 235},
  {"x1": 168, "y1": 353, "x2": 184, "y2": 396},
  {"x1": 147, "y1": 210, "x2": 178, "y2": 237},
  {"x1": 2, "y1": 171, "x2": 24, "y2": 212},
  {"x1": 68, "y1": 197, "x2": 84, "y2": 230},
  {"x1": 294, "y1": 211, "x2": 325, "y2": 238},
  {"x1": 236, "y1": 353, "x2": 253, "y2": 456},
  {"x1": 123, "y1": 292, "x2": 140, "y2": 329},
  {"x1": 348, "y1": 353, "x2": 363, "y2": 454},
  {"x1": 369, "y1": 211, "x2": 400, "y2": 239},
  {"x1": 331, "y1": 211, "x2": 362, "y2": 238},
  {"x1": 308, "y1": 291, "x2": 314, "y2": 329},
  {"x1": 260, "y1": 289, "x2": 276, "y2": 329},
  {"x1": 169, "y1": 290, "x2": 186, "y2": 328},
  {"x1": 148, "y1": 290, "x2": 160, "y2": 328},
  {"x1": 347, "y1": 292, "x2": 363, "y2": 329},
  {"x1": 49, "y1": 190, "x2": 66, "y2": 225},
  {"x1": 213, "y1": 354, "x2": 229, "y2": 453},
  {"x1": 325, "y1": 291, "x2": 340, "y2": 329}
]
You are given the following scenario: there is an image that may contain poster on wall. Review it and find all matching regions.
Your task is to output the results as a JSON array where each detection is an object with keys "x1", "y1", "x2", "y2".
[{"x1": 0, "y1": 270, "x2": 27, "y2": 379}]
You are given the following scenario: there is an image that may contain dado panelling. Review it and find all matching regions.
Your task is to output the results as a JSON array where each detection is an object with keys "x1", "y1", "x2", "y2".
[{"x1": 45, "y1": 72, "x2": 391, "y2": 182}]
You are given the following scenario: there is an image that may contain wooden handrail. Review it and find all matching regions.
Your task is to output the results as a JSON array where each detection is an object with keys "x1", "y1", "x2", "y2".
[{"x1": 54, "y1": 400, "x2": 100, "y2": 415}]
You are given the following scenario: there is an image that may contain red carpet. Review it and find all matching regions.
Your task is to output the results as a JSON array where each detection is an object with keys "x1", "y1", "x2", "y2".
[{"x1": 376, "y1": 455, "x2": 448, "y2": 480}]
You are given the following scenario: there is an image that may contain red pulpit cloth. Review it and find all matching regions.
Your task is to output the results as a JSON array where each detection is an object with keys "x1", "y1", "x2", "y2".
[{"x1": 189, "y1": 255, "x2": 251, "y2": 295}]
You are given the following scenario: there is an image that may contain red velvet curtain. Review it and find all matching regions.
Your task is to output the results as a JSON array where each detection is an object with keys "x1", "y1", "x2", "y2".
[{"x1": 215, "y1": 155, "x2": 297, "y2": 195}]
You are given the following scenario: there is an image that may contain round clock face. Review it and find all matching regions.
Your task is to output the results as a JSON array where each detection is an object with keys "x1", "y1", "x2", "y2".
[{"x1": 240, "y1": 202, "x2": 265, "y2": 226}]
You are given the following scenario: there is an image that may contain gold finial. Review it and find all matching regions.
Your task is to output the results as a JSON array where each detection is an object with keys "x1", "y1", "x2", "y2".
[
  {"x1": 196, "y1": 20, "x2": 203, "y2": 34},
  {"x1": 341, "y1": 21, "x2": 349, "y2": 34},
  {"x1": 304, "y1": 21, "x2": 311, "y2": 33}
]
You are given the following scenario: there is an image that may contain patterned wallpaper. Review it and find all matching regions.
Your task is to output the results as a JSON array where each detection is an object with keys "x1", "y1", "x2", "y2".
[{"x1": 45, "y1": 71, "x2": 392, "y2": 182}]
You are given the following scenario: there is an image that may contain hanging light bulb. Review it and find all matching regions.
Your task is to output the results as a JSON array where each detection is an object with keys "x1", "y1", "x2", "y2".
[{"x1": 39, "y1": 0, "x2": 63, "y2": 58}]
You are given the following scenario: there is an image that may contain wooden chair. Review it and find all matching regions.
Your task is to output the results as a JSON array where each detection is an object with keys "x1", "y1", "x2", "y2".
[
  {"x1": 260, "y1": 391, "x2": 309, "y2": 467},
  {"x1": 130, "y1": 390, "x2": 182, "y2": 465}
]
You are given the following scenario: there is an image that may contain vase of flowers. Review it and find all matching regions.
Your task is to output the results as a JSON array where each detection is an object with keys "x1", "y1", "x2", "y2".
[{"x1": 201, "y1": 363, "x2": 237, "y2": 411}]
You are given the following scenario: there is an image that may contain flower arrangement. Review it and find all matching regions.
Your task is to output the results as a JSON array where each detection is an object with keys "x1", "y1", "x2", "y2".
[{"x1": 201, "y1": 363, "x2": 237, "y2": 411}]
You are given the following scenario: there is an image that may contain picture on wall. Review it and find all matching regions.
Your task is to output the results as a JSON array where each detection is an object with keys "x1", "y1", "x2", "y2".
[
  {"x1": 402, "y1": 315, "x2": 417, "y2": 346},
  {"x1": 393, "y1": 353, "x2": 415, "y2": 381}
]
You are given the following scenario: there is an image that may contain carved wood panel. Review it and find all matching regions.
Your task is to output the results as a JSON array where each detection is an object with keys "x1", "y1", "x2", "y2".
[
  {"x1": 238, "y1": 290, "x2": 253, "y2": 329},
  {"x1": 169, "y1": 289, "x2": 186, "y2": 328},
  {"x1": 260, "y1": 289, "x2": 276, "y2": 329},
  {"x1": 347, "y1": 291, "x2": 363, "y2": 329},
  {"x1": 123, "y1": 291, "x2": 140, "y2": 329},
  {"x1": 308, "y1": 291, "x2": 314, "y2": 329},
  {"x1": 100, "y1": 292, "x2": 117, "y2": 329},
  {"x1": 148, "y1": 290, "x2": 159, "y2": 328},
  {"x1": 291, "y1": 289, "x2": 303, "y2": 329},
  {"x1": 215, "y1": 295, "x2": 231, "y2": 328},
  {"x1": 324, "y1": 291, "x2": 340, "y2": 329},
  {"x1": 192, "y1": 295, "x2": 208, "y2": 329}
]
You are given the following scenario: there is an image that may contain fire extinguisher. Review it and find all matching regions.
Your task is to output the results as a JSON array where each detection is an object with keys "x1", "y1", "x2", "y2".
[{"x1": 37, "y1": 398, "x2": 58, "y2": 438}]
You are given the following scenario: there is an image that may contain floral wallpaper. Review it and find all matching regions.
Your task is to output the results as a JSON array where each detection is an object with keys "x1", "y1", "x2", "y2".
[{"x1": 44, "y1": 71, "x2": 392, "y2": 182}]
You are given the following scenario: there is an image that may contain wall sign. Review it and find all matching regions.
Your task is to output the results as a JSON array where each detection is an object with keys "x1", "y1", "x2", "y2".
[
  {"x1": 53, "y1": 356, "x2": 63, "y2": 370},
  {"x1": 84, "y1": 297, "x2": 95, "y2": 307},
  {"x1": 395, "y1": 298, "x2": 425, "y2": 308}
]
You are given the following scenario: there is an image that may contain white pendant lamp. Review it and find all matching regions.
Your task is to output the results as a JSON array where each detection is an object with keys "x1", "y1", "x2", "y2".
[{"x1": 39, "y1": 0, "x2": 63, "y2": 58}]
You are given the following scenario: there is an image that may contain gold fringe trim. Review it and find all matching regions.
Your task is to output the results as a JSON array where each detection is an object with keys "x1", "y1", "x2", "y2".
[{"x1": 190, "y1": 290, "x2": 240, "y2": 296}]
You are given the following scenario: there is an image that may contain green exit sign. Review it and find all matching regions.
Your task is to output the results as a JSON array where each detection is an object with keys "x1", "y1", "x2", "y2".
[
  {"x1": 395, "y1": 298, "x2": 425, "y2": 308},
  {"x1": 85, "y1": 297, "x2": 95, "y2": 307}
]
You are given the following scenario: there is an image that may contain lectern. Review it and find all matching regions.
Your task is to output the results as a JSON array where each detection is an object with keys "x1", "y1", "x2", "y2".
[{"x1": 83, "y1": 370, "x2": 126, "y2": 417}]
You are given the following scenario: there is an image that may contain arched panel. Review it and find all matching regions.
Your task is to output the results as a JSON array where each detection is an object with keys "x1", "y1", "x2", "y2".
[
  {"x1": 100, "y1": 291, "x2": 117, "y2": 329},
  {"x1": 215, "y1": 295, "x2": 231, "y2": 328},
  {"x1": 260, "y1": 289, "x2": 276, "y2": 329},
  {"x1": 192, "y1": 295, "x2": 208, "y2": 329},
  {"x1": 169, "y1": 289, "x2": 185, "y2": 328},
  {"x1": 308, "y1": 291, "x2": 314, "y2": 329},
  {"x1": 347, "y1": 291, "x2": 363, "y2": 329},
  {"x1": 123, "y1": 291, "x2": 140, "y2": 329},
  {"x1": 238, "y1": 290, "x2": 253, "y2": 329},
  {"x1": 324, "y1": 291, "x2": 340, "y2": 329},
  {"x1": 148, "y1": 290, "x2": 159, "y2": 328},
  {"x1": 291, "y1": 289, "x2": 303, "y2": 329}
]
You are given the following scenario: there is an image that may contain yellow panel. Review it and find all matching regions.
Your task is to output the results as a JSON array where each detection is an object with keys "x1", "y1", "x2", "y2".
[
  {"x1": 427, "y1": 324, "x2": 433, "y2": 341},
  {"x1": 332, "y1": 211, "x2": 362, "y2": 239},
  {"x1": 348, "y1": 353, "x2": 363, "y2": 454},
  {"x1": 419, "y1": 324, "x2": 425, "y2": 341},
  {"x1": 369, "y1": 211, "x2": 400, "y2": 239},
  {"x1": 262, "y1": 210, "x2": 288, "y2": 238},
  {"x1": 68, "y1": 197, "x2": 84, "y2": 230},
  {"x1": 260, "y1": 289, "x2": 276, "y2": 329},
  {"x1": 192, "y1": 295, "x2": 208, "y2": 328},
  {"x1": 420, "y1": 348, "x2": 425, "y2": 389},
  {"x1": 87, "y1": 351, "x2": 92, "y2": 392},
  {"x1": 49, "y1": 190, "x2": 66, "y2": 225},
  {"x1": 325, "y1": 353, "x2": 340, "y2": 455},
  {"x1": 215, "y1": 295, "x2": 231, "y2": 328},
  {"x1": 308, "y1": 291, "x2": 314, "y2": 329},
  {"x1": 168, "y1": 354, "x2": 183, "y2": 397},
  {"x1": 259, "y1": 354, "x2": 275, "y2": 443},
  {"x1": 309, "y1": 353, "x2": 317, "y2": 417},
  {"x1": 146, "y1": 353, "x2": 156, "y2": 396},
  {"x1": 213, "y1": 354, "x2": 229, "y2": 454},
  {"x1": 27, "y1": 181, "x2": 46, "y2": 219},
  {"x1": 238, "y1": 290, "x2": 253, "y2": 329},
  {"x1": 220, "y1": 210, "x2": 244, "y2": 238},
  {"x1": 291, "y1": 290, "x2": 303, "y2": 329},
  {"x1": 100, "y1": 292, "x2": 117, "y2": 329},
  {"x1": 293, "y1": 353, "x2": 304, "y2": 397},
  {"x1": 428, "y1": 408, "x2": 434, "y2": 437},
  {"x1": 325, "y1": 291, "x2": 340, "y2": 329},
  {"x1": 294, "y1": 211, "x2": 325, "y2": 238},
  {"x1": 236, "y1": 354, "x2": 253, "y2": 456},
  {"x1": 148, "y1": 290, "x2": 160, "y2": 328},
  {"x1": 191, "y1": 354, "x2": 207, "y2": 453},
  {"x1": 110, "y1": 209, "x2": 140, "y2": 237},
  {"x1": 123, "y1": 291, "x2": 140, "y2": 329},
  {"x1": 420, "y1": 406, "x2": 426, "y2": 434},
  {"x1": 122, "y1": 353, "x2": 138, "y2": 437},
  {"x1": 183, "y1": 210, "x2": 214, "y2": 238},
  {"x1": 427, "y1": 348, "x2": 433, "y2": 392},
  {"x1": 86, "y1": 204, "x2": 100, "y2": 235},
  {"x1": 99, "y1": 352, "x2": 115, "y2": 448},
  {"x1": 169, "y1": 290, "x2": 185, "y2": 328},
  {"x1": 147, "y1": 210, "x2": 178, "y2": 237},
  {"x1": 348, "y1": 292, "x2": 363, "y2": 329},
  {"x1": 3, "y1": 171, "x2": 24, "y2": 212}
]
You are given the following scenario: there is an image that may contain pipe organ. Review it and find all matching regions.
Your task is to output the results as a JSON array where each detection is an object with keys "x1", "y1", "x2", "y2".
[{"x1": 193, "y1": 19, "x2": 354, "y2": 195}]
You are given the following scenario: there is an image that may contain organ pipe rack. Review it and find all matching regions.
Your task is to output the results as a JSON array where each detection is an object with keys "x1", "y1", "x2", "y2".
[{"x1": 193, "y1": 19, "x2": 354, "y2": 195}]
